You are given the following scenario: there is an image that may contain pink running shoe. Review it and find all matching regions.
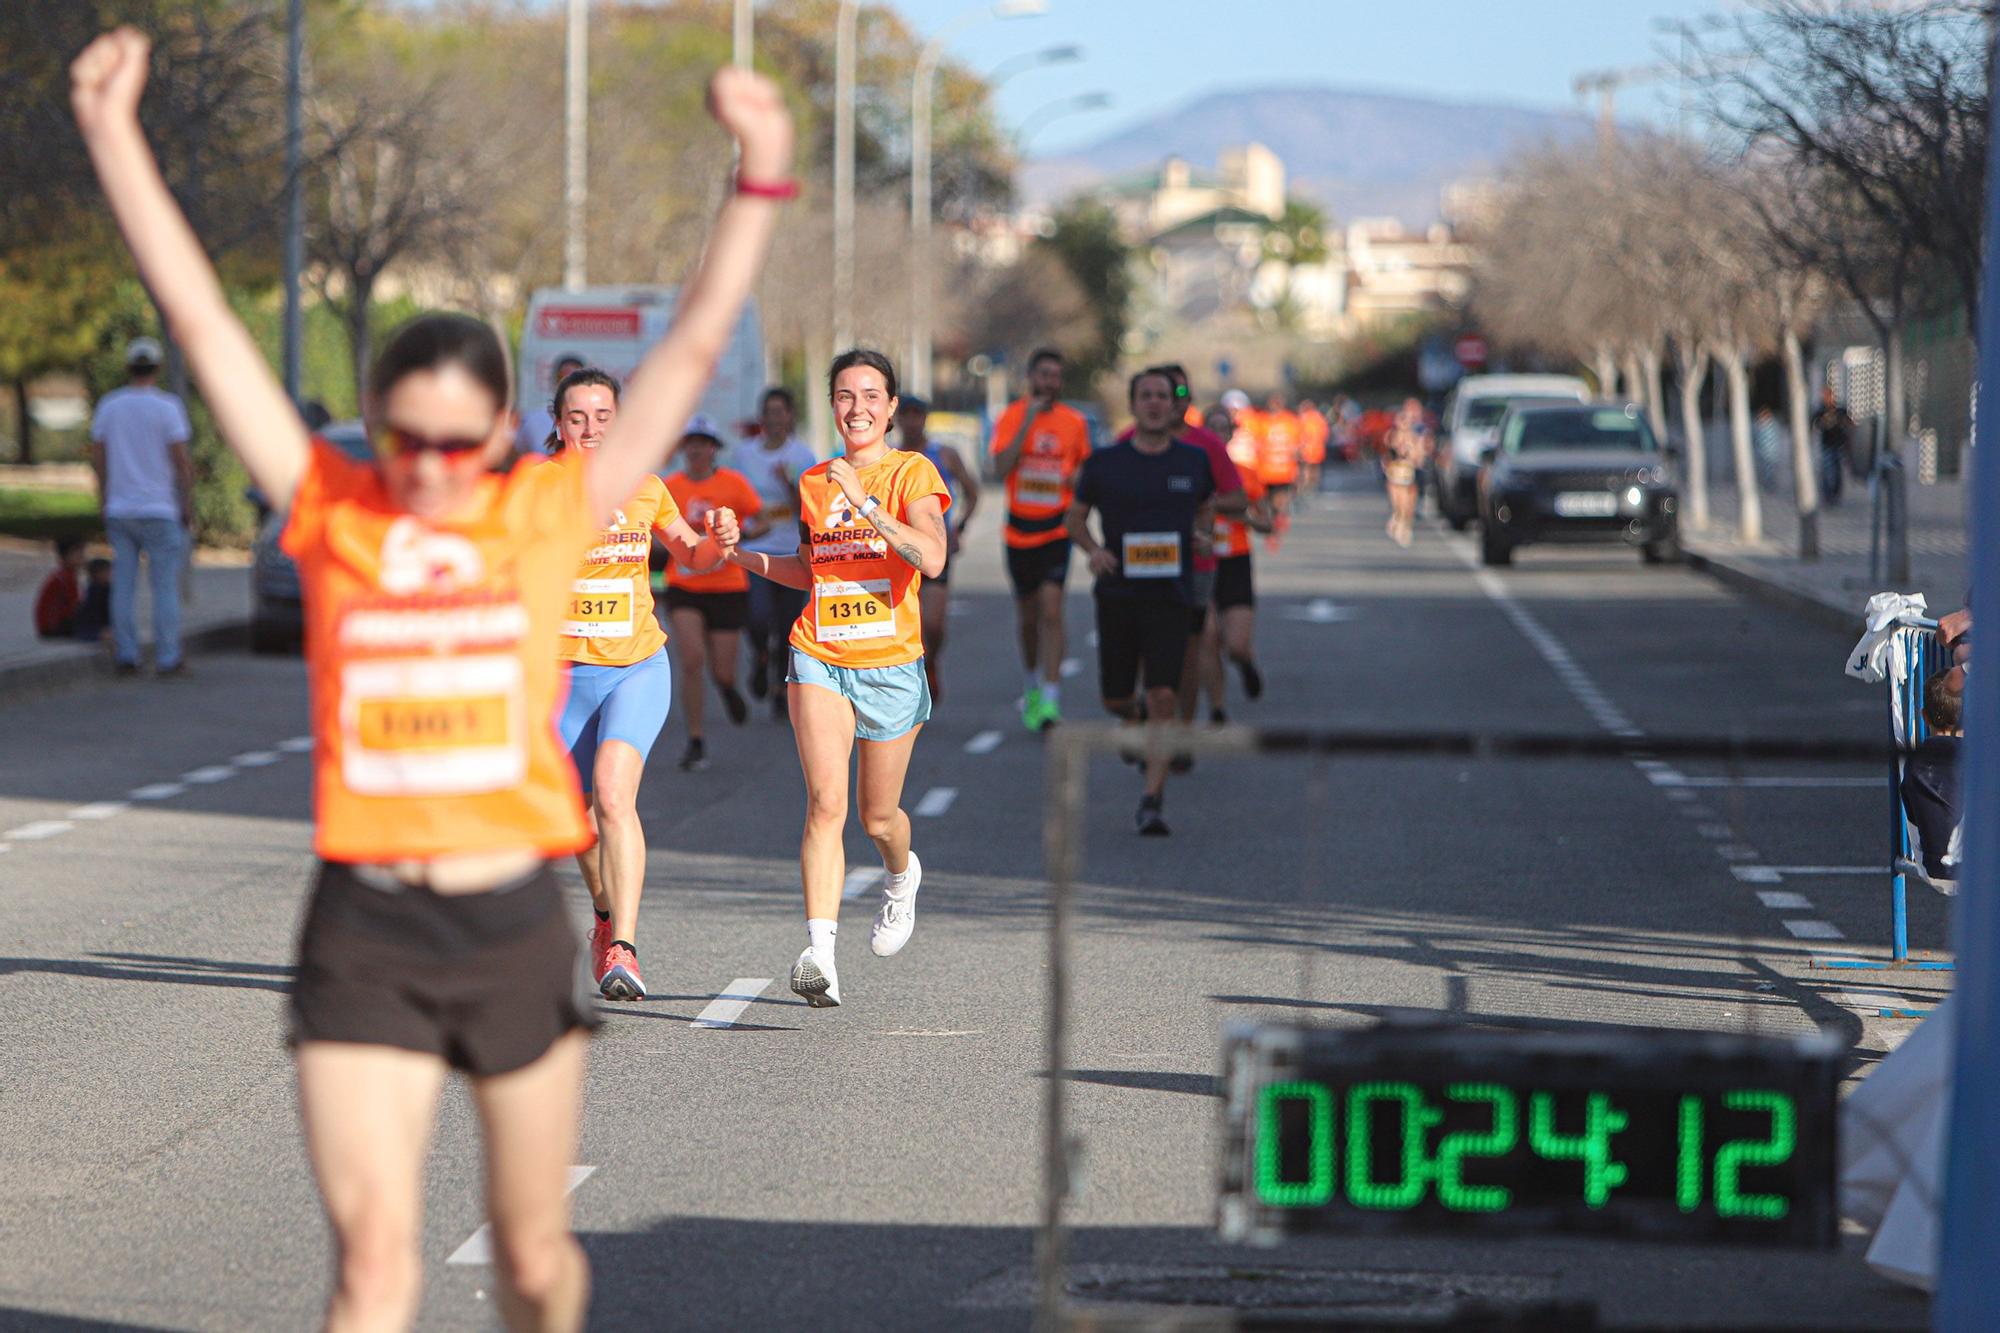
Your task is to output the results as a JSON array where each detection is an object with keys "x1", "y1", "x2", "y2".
[{"x1": 599, "y1": 942, "x2": 646, "y2": 1001}]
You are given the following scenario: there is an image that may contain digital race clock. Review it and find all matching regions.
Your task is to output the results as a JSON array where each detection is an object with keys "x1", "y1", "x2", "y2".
[{"x1": 1217, "y1": 1021, "x2": 1840, "y2": 1249}]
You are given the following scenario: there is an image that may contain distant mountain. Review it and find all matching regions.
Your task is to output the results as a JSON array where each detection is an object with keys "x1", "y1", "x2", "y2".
[{"x1": 1020, "y1": 85, "x2": 1604, "y2": 227}]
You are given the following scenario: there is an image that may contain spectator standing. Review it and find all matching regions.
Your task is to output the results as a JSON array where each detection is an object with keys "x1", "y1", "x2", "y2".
[
  {"x1": 74, "y1": 558, "x2": 112, "y2": 643},
  {"x1": 33, "y1": 537, "x2": 85, "y2": 638},
  {"x1": 1753, "y1": 406, "x2": 1784, "y2": 492},
  {"x1": 1812, "y1": 384, "x2": 1852, "y2": 506},
  {"x1": 89, "y1": 336, "x2": 192, "y2": 676}
]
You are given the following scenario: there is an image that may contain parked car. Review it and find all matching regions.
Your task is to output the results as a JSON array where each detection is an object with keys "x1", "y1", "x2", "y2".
[
  {"x1": 1477, "y1": 403, "x2": 1679, "y2": 566},
  {"x1": 249, "y1": 420, "x2": 373, "y2": 652},
  {"x1": 1435, "y1": 373, "x2": 1590, "y2": 529}
]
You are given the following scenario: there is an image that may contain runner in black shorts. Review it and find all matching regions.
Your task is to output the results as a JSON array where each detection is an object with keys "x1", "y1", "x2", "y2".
[{"x1": 1066, "y1": 368, "x2": 1216, "y2": 836}]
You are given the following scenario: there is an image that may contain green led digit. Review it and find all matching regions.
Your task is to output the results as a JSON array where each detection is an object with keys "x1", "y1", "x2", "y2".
[
  {"x1": 1528, "y1": 1092, "x2": 1630, "y2": 1208},
  {"x1": 1715, "y1": 1090, "x2": 1796, "y2": 1220},
  {"x1": 1676, "y1": 1096, "x2": 1703, "y2": 1213},
  {"x1": 1344, "y1": 1081, "x2": 1438, "y2": 1209},
  {"x1": 1433, "y1": 1083, "x2": 1517, "y2": 1212},
  {"x1": 1254, "y1": 1081, "x2": 1333, "y2": 1207}
]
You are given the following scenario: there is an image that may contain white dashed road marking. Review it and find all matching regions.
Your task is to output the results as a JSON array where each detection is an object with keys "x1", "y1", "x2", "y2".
[
  {"x1": 232, "y1": 751, "x2": 280, "y2": 767},
  {"x1": 914, "y1": 787, "x2": 958, "y2": 817},
  {"x1": 68, "y1": 801, "x2": 130, "y2": 821},
  {"x1": 964, "y1": 730, "x2": 1004, "y2": 755},
  {"x1": 180, "y1": 766, "x2": 237, "y2": 785},
  {"x1": 692, "y1": 978, "x2": 773, "y2": 1029},
  {"x1": 1756, "y1": 891, "x2": 1814, "y2": 910},
  {"x1": 1783, "y1": 919, "x2": 1845, "y2": 940},
  {"x1": 129, "y1": 783, "x2": 186, "y2": 801},
  {"x1": 842, "y1": 867, "x2": 881, "y2": 900},
  {"x1": 4, "y1": 820, "x2": 72, "y2": 841},
  {"x1": 1060, "y1": 658, "x2": 1082, "y2": 678},
  {"x1": 447, "y1": 1167, "x2": 596, "y2": 1264},
  {"x1": 277, "y1": 736, "x2": 314, "y2": 753}
]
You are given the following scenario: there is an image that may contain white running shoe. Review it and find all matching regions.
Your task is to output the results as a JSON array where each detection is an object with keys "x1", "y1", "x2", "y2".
[
  {"x1": 791, "y1": 945, "x2": 842, "y2": 1007},
  {"x1": 871, "y1": 851, "x2": 921, "y2": 957}
]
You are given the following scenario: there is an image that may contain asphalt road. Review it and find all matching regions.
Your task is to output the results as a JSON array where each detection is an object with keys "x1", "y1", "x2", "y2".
[{"x1": 0, "y1": 470, "x2": 1945, "y2": 1330}]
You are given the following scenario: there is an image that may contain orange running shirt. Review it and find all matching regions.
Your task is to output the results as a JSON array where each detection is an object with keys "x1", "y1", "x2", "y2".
[
  {"x1": 1257, "y1": 411, "x2": 1302, "y2": 485},
  {"x1": 1299, "y1": 410, "x2": 1329, "y2": 466},
  {"x1": 665, "y1": 467, "x2": 763, "y2": 593},
  {"x1": 789, "y1": 449, "x2": 951, "y2": 670},
  {"x1": 1213, "y1": 464, "x2": 1268, "y2": 560},
  {"x1": 280, "y1": 440, "x2": 597, "y2": 863},
  {"x1": 546, "y1": 453, "x2": 680, "y2": 666},
  {"x1": 989, "y1": 399, "x2": 1091, "y2": 548}
]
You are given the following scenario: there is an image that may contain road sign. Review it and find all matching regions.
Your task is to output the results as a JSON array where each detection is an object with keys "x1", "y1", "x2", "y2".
[
  {"x1": 1455, "y1": 334, "x2": 1489, "y2": 370},
  {"x1": 1218, "y1": 1021, "x2": 1839, "y2": 1249}
]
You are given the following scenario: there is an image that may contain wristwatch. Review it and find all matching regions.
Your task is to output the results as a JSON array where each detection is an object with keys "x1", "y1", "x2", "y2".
[{"x1": 860, "y1": 495, "x2": 882, "y2": 519}]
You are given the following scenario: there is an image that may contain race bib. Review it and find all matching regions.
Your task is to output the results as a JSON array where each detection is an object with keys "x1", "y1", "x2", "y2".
[
  {"x1": 339, "y1": 654, "x2": 526, "y2": 797},
  {"x1": 1015, "y1": 455, "x2": 1068, "y2": 507},
  {"x1": 564, "y1": 576, "x2": 634, "y2": 638},
  {"x1": 1122, "y1": 531, "x2": 1183, "y2": 579},
  {"x1": 814, "y1": 578, "x2": 895, "y2": 643}
]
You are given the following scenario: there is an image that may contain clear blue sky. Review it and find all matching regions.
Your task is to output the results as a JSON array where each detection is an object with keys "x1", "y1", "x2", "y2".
[{"x1": 891, "y1": 0, "x2": 1733, "y2": 153}]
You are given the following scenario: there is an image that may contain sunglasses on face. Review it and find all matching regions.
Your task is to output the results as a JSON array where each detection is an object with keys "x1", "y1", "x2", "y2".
[{"x1": 373, "y1": 425, "x2": 491, "y2": 460}]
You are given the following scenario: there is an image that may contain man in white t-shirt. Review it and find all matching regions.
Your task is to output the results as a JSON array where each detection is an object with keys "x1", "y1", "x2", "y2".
[
  {"x1": 514, "y1": 353, "x2": 584, "y2": 456},
  {"x1": 89, "y1": 337, "x2": 194, "y2": 676},
  {"x1": 725, "y1": 385, "x2": 820, "y2": 717}
]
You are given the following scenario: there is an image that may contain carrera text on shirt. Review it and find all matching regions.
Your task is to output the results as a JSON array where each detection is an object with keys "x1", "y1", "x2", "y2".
[
  {"x1": 549, "y1": 453, "x2": 680, "y2": 666},
  {"x1": 990, "y1": 399, "x2": 1091, "y2": 549}
]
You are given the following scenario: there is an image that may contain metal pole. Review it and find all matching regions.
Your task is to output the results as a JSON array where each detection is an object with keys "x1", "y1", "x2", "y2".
[
  {"x1": 908, "y1": 42, "x2": 941, "y2": 397},
  {"x1": 733, "y1": 0, "x2": 752, "y2": 69},
  {"x1": 1936, "y1": 12, "x2": 2000, "y2": 1326},
  {"x1": 833, "y1": 0, "x2": 858, "y2": 350},
  {"x1": 563, "y1": 0, "x2": 588, "y2": 292},
  {"x1": 1034, "y1": 729, "x2": 1085, "y2": 1332},
  {"x1": 282, "y1": 0, "x2": 303, "y2": 404}
]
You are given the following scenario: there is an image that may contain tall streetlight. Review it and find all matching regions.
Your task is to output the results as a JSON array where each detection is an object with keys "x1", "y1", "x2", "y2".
[
  {"x1": 833, "y1": 0, "x2": 859, "y2": 349},
  {"x1": 282, "y1": 0, "x2": 303, "y2": 403},
  {"x1": 904, "y1": 0, "x2": 1052, "y2": 395},
  {"x1": 1015, "y1": 89, "x2": 1111, "y2": 154},
  {"x1": 734, "y1": 0, "x2": 753, "y2": 69},
  {"x1": 563, "y1": 0, "x2": 588, "y2": 291},
  {"x1": 908, "y1": 42, "x2": 1080, "y2": 396}
]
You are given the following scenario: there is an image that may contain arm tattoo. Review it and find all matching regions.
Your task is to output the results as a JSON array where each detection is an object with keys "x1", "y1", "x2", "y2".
[{"x1": 894, "y1": 542, "x2": 924, "y2": 567}]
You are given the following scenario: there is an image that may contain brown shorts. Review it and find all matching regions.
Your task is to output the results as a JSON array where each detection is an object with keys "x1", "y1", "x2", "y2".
[{"x1": 289, "y1": 860, "x2": 598, "y2": 1076}]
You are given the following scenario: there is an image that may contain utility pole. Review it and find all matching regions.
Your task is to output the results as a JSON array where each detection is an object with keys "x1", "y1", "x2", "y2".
[
  {"x1": 563, "y1": 0, "x2": 588, "y2": 292},
  {"x1": 833, "y1": 0, "x2": 858, "y2": 350},
  {"x1": 734, "y1": 0, "x2": 752, "y2": 69},
  {"x1": 282, "y1": 0, "x2": 304, "y2": 403}
]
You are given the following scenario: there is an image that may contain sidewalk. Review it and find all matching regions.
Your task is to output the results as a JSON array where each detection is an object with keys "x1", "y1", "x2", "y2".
[
  {"x1": 0, "y1": 542, "x2": 254, "y2": 695},
  {"x1": 1683, "y1": 474, "x2": 1969, "y2": 634}
]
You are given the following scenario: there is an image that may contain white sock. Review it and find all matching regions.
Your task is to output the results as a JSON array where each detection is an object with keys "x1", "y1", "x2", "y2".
[
  {"x1": 807, "y1": 918, "x2": 838, "y2": 954},
  {"x1": 1042, "y1": 682, "x2": 1062, "y2": 708},
  {"x1": 1024, "y1": 670, "x2": 1041, "y2": 697},
  {"x1": 885, "y1": 855, "x2": 916, "y2": 897}
]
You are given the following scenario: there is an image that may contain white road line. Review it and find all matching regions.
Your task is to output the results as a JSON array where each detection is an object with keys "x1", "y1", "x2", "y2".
[
  {"x1": 1632, "y1": 760, "x2": 1672, "y2": 772},
  {"x1": 1658, "y1": 776, "x2": 1879, "y2": 789},
  {"x1": 1640, "y1": 769, "x2": 1690, "y2": 786},
  {"x1": 843, "y1": 867, "x2": 882, "y2": 900},
  {"x1": 692, "y1": 978, "x2": 774, "y2": 1029},
  {"x1": 1060, "y1": 658, "x2": 1082, "y2": 678},
  {"x1": 181, "y1": 766, "x2": 237, "y2": 784},
  {"x1": 1715, "y1": 845, "x2": 1759, "y2": 861},
  {"x1": 1784, "y1": 919, "x2": 1846, "y2": 940},
  {"x1": 447, "y1": 1167, "x2": 596, "y2": 1264},
  {"x1": 1695, "y1": 823, "x2": 1732, "y2": 839},
  {"x1": 964, "y1": 730, "x2": 1004, "y2": 755},
  {"x1": 277, "y1": 736, "x2": 314, "y2": 753},
  {"x1": 128, "y1": 782, "x2": 185, "y2": 801},
  {"x1": 914, "y1": 786, "x2": 958, "y2": 817},
  {"x1": 1730, "y1": 867, "x2": 1784, "y2": 883},
  {"x1": 1756, "y1": 890, "x2": 1814, "y2": 910},
  {"x1": 3, "y1": 820, "x2": 72, "y2": 841},
  {"x1": 232, "y1": 751, "x2": 281, "y2": 767},
  {"x1": 1757, "y1": 865, "x2": 1883, "y2": 877},
  {"x1": 68, "y1": 801, "x2": 130, "y2": 821}
]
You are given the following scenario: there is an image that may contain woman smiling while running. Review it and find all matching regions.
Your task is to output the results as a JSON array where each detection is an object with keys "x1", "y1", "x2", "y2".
[
  {"x1": 69, "y1": 25, "x2": 790, "y2": 1327},
  {"x1": 730, "y1": 350, "x2": 949, "y2": 1008}
]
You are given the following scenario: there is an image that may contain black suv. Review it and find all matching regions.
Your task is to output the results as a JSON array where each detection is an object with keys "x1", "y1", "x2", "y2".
[{"x1": 1477, "y1": 404, "x2": 1679, "y2": 566}]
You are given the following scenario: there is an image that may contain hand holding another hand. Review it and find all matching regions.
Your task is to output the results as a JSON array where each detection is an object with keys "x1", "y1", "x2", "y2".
[{"x1": 707, "y1": 506, "x2": 741, "y2": 553}]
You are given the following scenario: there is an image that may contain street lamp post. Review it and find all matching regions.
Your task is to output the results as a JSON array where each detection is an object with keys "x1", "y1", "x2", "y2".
[
  {"x1": 906, "y1": 1, "x2": 1052, "y2": 396},
  {"x1": 563, "y1": 0, "x2": 588, "y2": 291},
  {"x1": 734, "y1": 0, "x2": 753, "y2": 69},
  {"x1": 1015, "y1": 89, "x2": 1111, "y2": 155},
  {"x1": 282, "y1": 0, "x2": 303, "y2": 403}
]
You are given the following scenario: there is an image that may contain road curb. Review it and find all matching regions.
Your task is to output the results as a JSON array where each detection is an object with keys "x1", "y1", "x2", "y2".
[
  {"x1": 1681, "y1": 546, "x2": 1860, "y2": 636},
  {"x1": 0, "y1": 617, "x2": 249, "y2": 698}
]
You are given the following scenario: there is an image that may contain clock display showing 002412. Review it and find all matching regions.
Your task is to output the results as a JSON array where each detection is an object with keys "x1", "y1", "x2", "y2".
[{"x1": 1215, "y1": 1021, "x2": 1840, "y2": 1249}]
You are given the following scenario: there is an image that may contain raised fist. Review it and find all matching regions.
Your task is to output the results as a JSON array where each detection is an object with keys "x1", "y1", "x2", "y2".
[
  {"x1": 71, "y1": 28, "x2": 151, "y2": 138},
  {"x1": 707, "y1": 66, "x2": 794, "y2": 183}
]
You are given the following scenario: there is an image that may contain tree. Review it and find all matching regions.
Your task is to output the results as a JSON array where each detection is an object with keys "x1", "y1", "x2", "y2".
[{"x1": 1038, "y1": 199, "x2": 1132, "y2": 387}]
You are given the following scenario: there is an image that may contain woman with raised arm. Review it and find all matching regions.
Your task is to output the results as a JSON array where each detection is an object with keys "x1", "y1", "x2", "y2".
[
  {"x1": 729, "y1": 350, "x2": 949, "y2": 1009},
  {"x1": 70, "y1": 27, "x2": 789, "y2": 1330}
]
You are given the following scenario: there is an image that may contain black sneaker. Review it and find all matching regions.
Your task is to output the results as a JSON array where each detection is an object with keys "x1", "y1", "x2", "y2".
[
  {"x1": 1209, "y1": 708, "x2": 1228, "y2": 725},
  {"x1": 1135, "y1": 796, "x2": 1170, "y2": 836},
  {"x1": 720, "y1": 685, "x2": 748, "y2": 725},
  {"x1": 678, "y1": 738, "x2": 708, "y2": 772},
  {"x1": 1235, "y1": 658, "x2": 1264, "y2": 700},
  {"x1": 113, "y1": 662, "x2": 141, "y2": 678},
  {"x1": 748, "y1": 654, "x2": 769, "y2": 700},
  {"x1": 1169, "y1": 752, "x2": 1193, "y2": 774}
]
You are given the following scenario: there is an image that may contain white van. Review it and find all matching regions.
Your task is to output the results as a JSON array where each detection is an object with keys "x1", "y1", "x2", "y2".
[
  {"x1": 517, "y1": 286, "x2": 766, "y2": 455},
  {"x1": 1435, "y1": 373, "x2": 1589, "y2": 528}
]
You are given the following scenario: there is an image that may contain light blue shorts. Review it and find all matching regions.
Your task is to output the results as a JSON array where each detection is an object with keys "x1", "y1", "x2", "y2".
[
  {"x1": 559, "y1": 648, "x2": 673, "y2": 791},
  {"x1": 786, "y1": 650, "x2": 932, "y2": 741}
]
